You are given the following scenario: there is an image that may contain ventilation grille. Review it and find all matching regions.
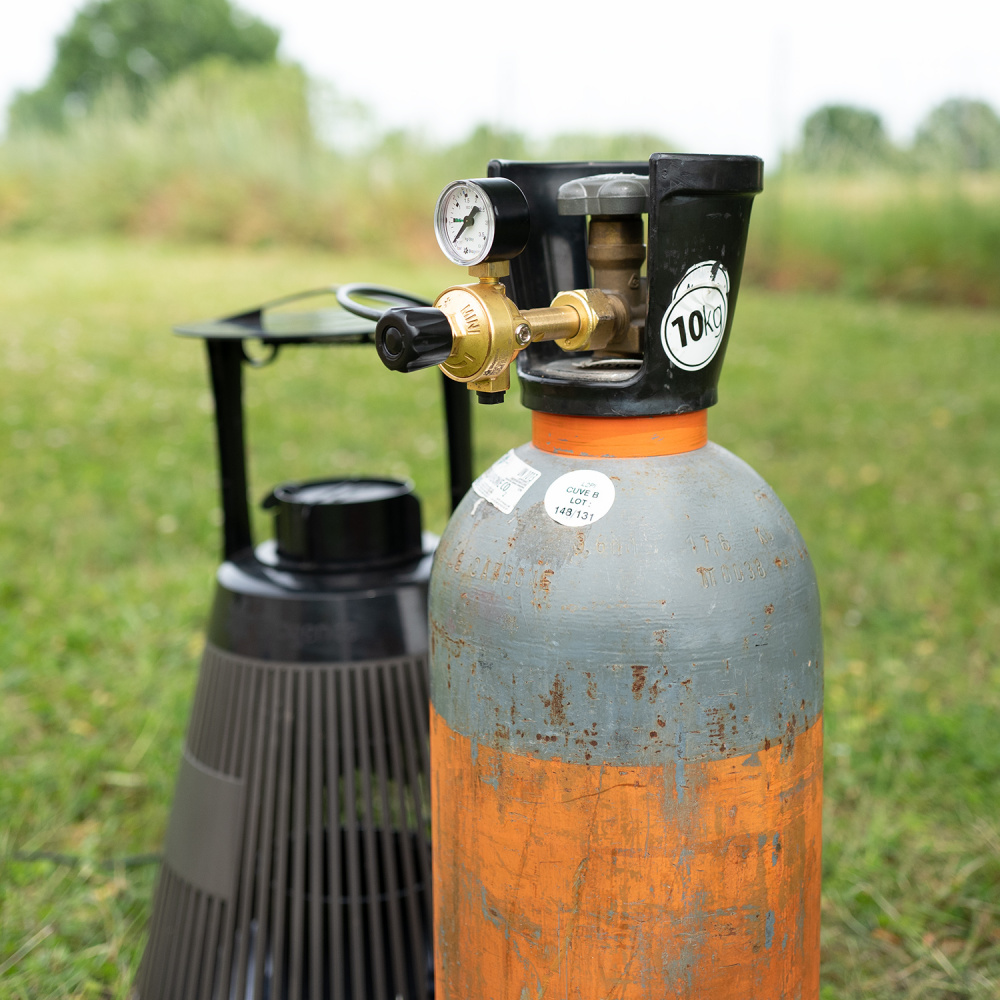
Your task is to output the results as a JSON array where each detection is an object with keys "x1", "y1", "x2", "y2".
[{"x1": 136, "y1": 643, "x2": 432, "y2": 1000}]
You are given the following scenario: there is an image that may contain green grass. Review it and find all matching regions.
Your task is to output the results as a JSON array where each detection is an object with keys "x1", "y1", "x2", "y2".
[
  {"x1": 717, "y1": 292, "x2": 1000, "y2": 998},
  {"x1": 1, "y1": 238, "x2": 998, "y2": 998},
  {"x1": 747, "y1": 172, "x2": 1000, "y2": 306}
]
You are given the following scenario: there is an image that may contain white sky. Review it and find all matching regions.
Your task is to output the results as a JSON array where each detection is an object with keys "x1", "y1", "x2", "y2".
[{"x1": 2, "y1": 0, "x2": 999, "y2": 166}]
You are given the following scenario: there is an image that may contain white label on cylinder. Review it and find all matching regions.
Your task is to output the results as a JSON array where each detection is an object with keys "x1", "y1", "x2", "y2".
[
  {"x1": 472, "y1": 450, "x2": 541, "y2": 514},
  {"x1": 660, "y1": 260, "x2": 730, "y2": 371},
  {"x1": 543, "y1": 470, "x2": 616, "y2": 526}
]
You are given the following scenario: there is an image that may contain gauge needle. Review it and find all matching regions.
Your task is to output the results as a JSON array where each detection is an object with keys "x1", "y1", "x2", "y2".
[{"x1": 452, "y1": 204, "x2": 481, "y2": 242}]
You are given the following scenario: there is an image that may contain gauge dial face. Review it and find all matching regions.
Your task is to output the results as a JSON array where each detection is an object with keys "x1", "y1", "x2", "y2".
[{"x1": 434, "y1": 181, "x2": 496, "y2": 265}]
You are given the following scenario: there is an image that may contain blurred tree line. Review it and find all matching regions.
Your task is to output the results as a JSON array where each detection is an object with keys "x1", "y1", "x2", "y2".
[
  {"x1": 8, "y1": 0, "x2": 279, "y2": 132},
  {"x1": 2, "y1": 0, "x2": 999, "y2": 306},
  {"x1": 0, "y1": 0, "x2": 670, "y2": 250},
  {"x1": 789, "y1": 100, "x2": 1000, "y2": 173},
  {"x1": 10, "y1": 0, "x2": 1000, "y2": 175}
]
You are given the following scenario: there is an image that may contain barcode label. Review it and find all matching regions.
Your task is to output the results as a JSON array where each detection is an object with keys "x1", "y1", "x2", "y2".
[{"x1": 472, "y1": 450, "x2": 541, "y2": 514}]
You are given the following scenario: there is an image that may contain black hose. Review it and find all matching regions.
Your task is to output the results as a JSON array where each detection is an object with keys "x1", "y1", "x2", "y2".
[{"x1": 335, "y1": 284, "x2": 430, "y2": 321}]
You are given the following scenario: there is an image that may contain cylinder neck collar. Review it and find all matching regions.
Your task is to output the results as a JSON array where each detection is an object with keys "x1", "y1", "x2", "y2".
[{"x1": 531, "y1": 410, "x2": 707, "y2": 458}]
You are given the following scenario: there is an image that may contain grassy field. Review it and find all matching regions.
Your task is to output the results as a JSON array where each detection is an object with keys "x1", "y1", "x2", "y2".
[
  {"x1": 747, "y1": 171, "x2": 1000, "y2": 306},
  {"x1": 0, "y1": 237, "x2": 998, "y2": 998}
]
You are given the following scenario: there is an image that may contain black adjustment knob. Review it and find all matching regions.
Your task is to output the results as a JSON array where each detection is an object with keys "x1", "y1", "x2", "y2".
[{"x1": 375, "y1": 306, "x2": 454, "y2": 373}]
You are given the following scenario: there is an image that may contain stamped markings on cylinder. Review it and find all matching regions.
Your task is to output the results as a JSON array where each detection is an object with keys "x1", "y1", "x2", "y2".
[{"x1": 685, "y1": 530, "x2": 806, "y2": 588}]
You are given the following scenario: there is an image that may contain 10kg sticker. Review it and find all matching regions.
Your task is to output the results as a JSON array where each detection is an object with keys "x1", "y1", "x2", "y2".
[
  {"x1": 543, "y1": 470, "x2": 615, "y2": 526},
  {"x1": 660, "y1": 260, "x2": 730, "y2": 371}
]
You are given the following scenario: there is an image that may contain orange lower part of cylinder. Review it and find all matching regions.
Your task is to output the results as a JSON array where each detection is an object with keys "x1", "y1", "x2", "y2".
[{"x1": 431, "y1": 709, "x2": 822, "y2": 1000}]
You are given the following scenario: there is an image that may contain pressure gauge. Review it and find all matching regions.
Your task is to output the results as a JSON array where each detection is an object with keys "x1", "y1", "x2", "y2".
[{"x1": 433, "y1": 178, "x2": 530, "y2": 266}]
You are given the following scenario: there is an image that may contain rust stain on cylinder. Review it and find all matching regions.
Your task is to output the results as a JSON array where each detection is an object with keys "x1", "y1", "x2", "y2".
[
  {"x1": 540, "y1": 674, "x2": 568, "y2": 728},
  {"x1": 630, "y1": 664, "x2": 647, "y2": 701}
]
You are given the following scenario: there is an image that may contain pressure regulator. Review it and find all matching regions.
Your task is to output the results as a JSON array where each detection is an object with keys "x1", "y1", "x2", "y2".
[{"x1": 375, "y1": 172, "x2": 642, "y2": 402}]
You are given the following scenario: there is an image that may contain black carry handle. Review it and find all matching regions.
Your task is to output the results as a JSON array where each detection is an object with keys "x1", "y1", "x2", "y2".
[{"x1": 176, "y1": 287, "x2": 473, "y2": 561}]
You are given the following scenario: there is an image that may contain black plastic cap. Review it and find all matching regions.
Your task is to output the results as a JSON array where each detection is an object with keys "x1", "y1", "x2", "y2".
[
  {"x1": 375, "y1": 307, "x2": 453, "y2": 373},
  {"x1": 476, "y1": 390, "x2": 506, "y2": 404},
  {"x1": 263, "y1": 478, "x2": 423, "y2": 570}
]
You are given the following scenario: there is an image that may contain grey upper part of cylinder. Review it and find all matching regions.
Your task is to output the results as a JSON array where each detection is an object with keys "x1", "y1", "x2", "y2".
[
  {"x1": 557, "y1": 173, "x2": 651, "y2": 216},
  {"x1": 429, "y1": 442, "x2": 822, "y2": 768}
]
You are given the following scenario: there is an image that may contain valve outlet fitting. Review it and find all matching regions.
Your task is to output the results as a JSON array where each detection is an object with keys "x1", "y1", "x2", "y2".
[{"x1": 550, "y1": 287, "x2": 631, "y2": 353}]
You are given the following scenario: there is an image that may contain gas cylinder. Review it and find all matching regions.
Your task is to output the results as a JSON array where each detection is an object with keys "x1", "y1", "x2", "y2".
[
  {"x1": 136, "y1": 290, "x2": 471, "y2": 1000},
  {"x1": 374, "y1": 155, "x2": 823, "y2": 999}
]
